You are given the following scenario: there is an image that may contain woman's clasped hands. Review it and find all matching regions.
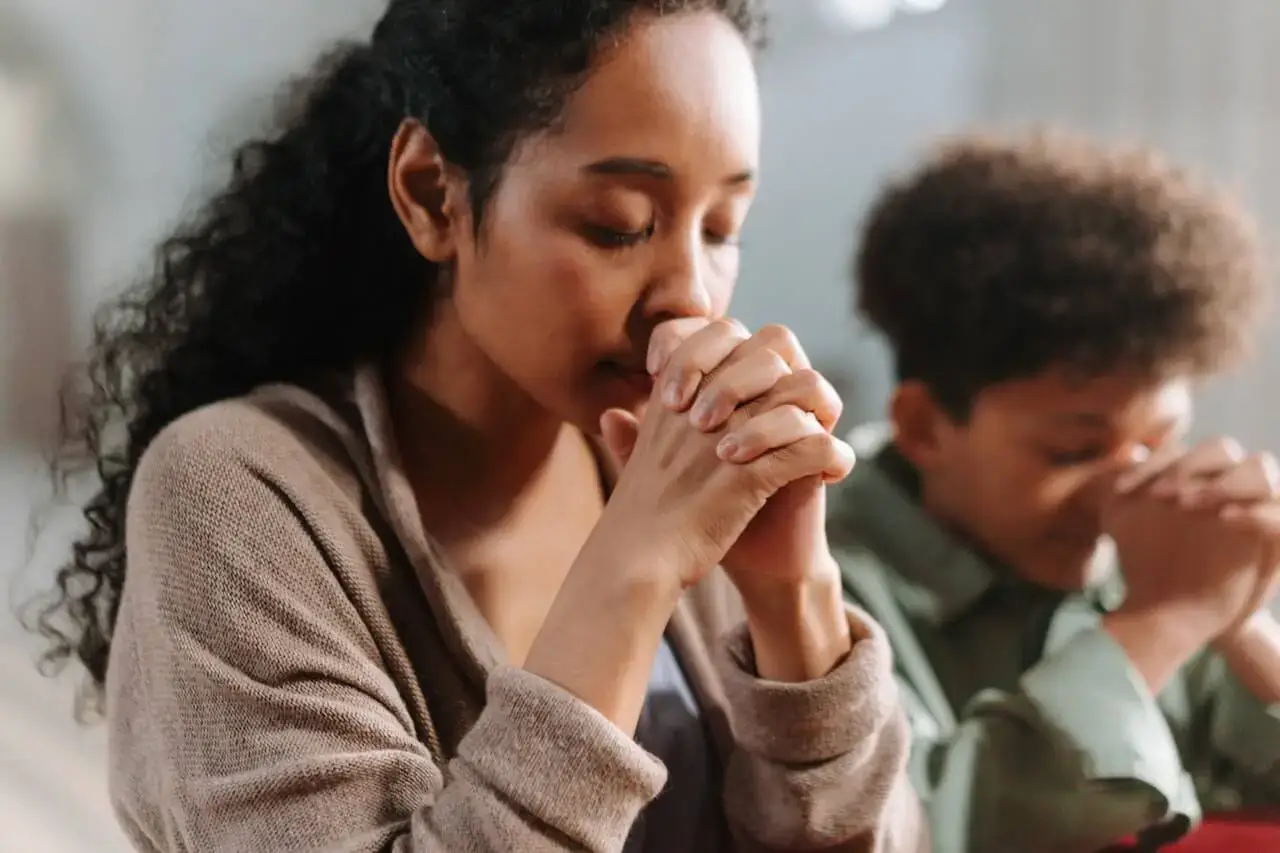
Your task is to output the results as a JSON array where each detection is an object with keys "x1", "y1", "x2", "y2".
[{"x1": 596, "y1": 317, "x2": 856, "y2": 596}]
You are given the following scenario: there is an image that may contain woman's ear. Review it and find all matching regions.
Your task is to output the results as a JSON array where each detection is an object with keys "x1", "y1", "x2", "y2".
[
  {"x1": 890, "y1": 380, "x2": 947, "y2": 472},
  {"x1": 387, "y1": 119, "x2": 469, "y2": 263}
]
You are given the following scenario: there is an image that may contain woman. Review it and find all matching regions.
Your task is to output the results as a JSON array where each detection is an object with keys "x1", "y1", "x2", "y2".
[{"x1": 34, "y1": 2, "x2": 920, "y2": 851}]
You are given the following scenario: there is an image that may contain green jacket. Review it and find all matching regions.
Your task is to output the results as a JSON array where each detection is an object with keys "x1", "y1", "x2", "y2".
[{"x1": 831, "y1": 424, "x2": 1280, "y2": 853}]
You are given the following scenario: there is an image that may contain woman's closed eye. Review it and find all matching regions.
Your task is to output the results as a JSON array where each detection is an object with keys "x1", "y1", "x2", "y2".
[
  {"x1": 583, "y1": 222, "x2": 741, "y2": 252},
  {"x1": 583, "y1": 221, "x2": 655, "y2": 249}
]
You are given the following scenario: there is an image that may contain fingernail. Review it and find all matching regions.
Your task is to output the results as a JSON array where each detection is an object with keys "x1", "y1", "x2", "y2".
[
  {"x1": 663, "y1": 380, "x2": 684, "y2": 408},
  {"x1": 1222, "y1": 504, "x2": 1244, "y2": 520},
  {"x1": 673, "y1": 373, "x2": 700, "y2": 409},
  {"x1": 691, "y1": 398, "x2": 716, "y2": 429},
  {"x1": 647, "y1": 346, "x2": 663, "y2": 376},
  {"x1": 717, "y1": 436, "x2": 742, "y2": 461}
]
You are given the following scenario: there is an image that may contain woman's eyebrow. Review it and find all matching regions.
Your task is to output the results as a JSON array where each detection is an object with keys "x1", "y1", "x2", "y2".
[{"x1": 583, "y1": 156, "x2": 754, "y2": 186}]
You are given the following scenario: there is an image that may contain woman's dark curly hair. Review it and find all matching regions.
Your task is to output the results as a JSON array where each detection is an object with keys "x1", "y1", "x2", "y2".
[
  {"x1": 856, "y1": 129, "x2": 1267, "y2": 418},
  {"x1": 30, "y1": 0, "x2": 766, "y2": 712}
]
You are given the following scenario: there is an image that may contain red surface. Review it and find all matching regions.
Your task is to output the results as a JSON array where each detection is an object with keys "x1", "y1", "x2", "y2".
[{"x1": 1100, "y1": 814, "x2": 1280, "y2": 852}]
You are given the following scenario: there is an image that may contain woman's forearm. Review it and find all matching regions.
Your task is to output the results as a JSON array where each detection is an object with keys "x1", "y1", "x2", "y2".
[
  {"x1": 523, "y1": 537, "x2": 684, "y2": 734},
  {"x1": 735, "y1": 557, "x2": 854, "y2": 683}
]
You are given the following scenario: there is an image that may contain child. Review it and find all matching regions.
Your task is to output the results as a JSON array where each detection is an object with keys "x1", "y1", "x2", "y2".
[{"x1": 833, "y1": 130, "x2": 1280, "y2": 853}]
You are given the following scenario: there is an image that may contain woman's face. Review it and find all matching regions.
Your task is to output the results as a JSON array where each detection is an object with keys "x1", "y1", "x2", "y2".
[{"x1": 398, "y1": 11, "x2": 761, "y2": 433}]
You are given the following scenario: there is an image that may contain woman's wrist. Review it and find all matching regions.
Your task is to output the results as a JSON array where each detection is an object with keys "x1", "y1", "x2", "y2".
[
  {"x1": 735, "y1": 555, "x2": 854, "y2": 683},
  {"x1": 524, "y1": 538, "x2": 685, "y2": 733}
]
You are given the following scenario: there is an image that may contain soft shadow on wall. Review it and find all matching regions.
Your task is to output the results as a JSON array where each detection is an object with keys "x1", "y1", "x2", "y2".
[
  {"x1": 0, "y1": 4, "x2": 78, "y2": 452},
  {"x1": 0, "y1": 5, "x2": 124, "y2": 848}
]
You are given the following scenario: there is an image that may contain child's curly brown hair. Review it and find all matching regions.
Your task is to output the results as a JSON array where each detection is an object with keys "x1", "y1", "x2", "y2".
[{"x1": 855, "y1": 129, "x2": 1267, "y2": 417}]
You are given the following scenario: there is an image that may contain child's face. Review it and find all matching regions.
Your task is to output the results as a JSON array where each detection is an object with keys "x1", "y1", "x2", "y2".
[{"x1": 905, "y1": 371, "x2": 1193, "y2": 591}]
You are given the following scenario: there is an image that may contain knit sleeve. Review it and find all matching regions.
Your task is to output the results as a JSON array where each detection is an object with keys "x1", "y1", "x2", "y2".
[
  {"x1": 107, "y1": 407, "x2": 665, "y2": 853},
  {"x1": 717, "y1": 606, "x2": 926, "y2": 853}
]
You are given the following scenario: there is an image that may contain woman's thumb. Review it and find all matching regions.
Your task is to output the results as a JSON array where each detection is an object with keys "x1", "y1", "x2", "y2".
[{"x1": 599, "y1": 408, "x2": 641, "y2": 468}]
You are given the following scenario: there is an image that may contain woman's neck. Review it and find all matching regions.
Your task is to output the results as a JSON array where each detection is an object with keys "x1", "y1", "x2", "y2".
[
  {"x1": 388, "y1": 308, "x2": 610, "y2": 663},
  {"x1": 388, "y1": 308, "x2": 596, "y2": 545}
]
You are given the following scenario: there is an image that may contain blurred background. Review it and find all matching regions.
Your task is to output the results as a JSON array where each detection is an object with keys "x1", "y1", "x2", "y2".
[{"x1": 2, "y1": 0, "x2": 1279, "y2": 848}]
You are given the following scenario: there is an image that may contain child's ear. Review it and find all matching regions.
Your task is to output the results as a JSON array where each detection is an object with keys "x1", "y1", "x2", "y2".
[{"x1": 890, "y1": 380, "x2": 947, "y2": 471}]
